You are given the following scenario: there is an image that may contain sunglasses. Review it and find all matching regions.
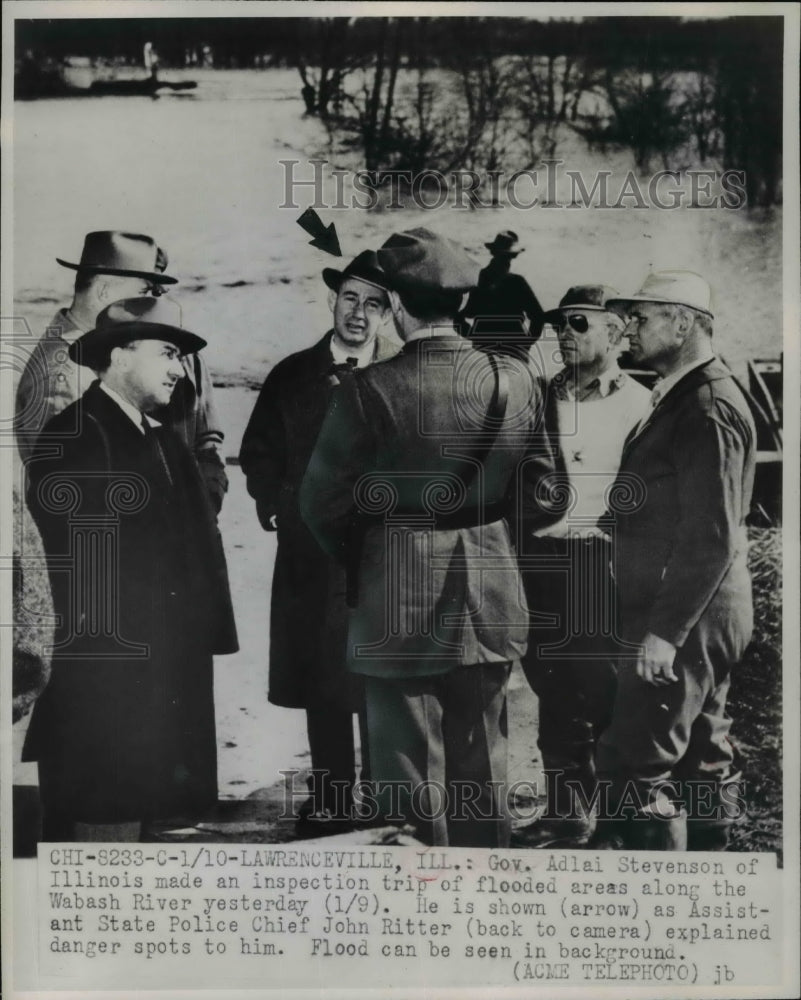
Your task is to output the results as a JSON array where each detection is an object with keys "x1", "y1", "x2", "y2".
[{"x1": 552, "y1": 313, "x2": 589, "y2": 334}]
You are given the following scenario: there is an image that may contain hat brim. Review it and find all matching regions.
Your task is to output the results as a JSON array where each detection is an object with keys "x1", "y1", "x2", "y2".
[
  {"x1": 56, "y1": 258, "x2": 178, "y2": 284},
  {"x1": 542, "y1": 304, "x2": 613, "y2": 323},
  {"x1": 68, "y1": 322, "x2": 206, "y2": 370},
  {"x1": 322, "y1": 267, "x2": 391, "y2": 293},
  {"x1": 484, "y1": 244, "x2": 522, "y2": 256},
  {"x1": 605, "y1": 295, "x2": 713, "y2": 318}
]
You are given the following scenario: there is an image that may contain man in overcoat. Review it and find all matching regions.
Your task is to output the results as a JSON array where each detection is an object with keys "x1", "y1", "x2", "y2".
[
  {"x1": 23, "y1": 296, "x2": 238, "y2": 841},
  {"x1": 301, "y1": 228, "x2": 551, "y2": 848},
  {"x1": 239, "y1": 250, "x2": 397, "y2": 829},
  {"x1": 15, "y1": 231, "x2": 229, "y2": 512},
  {"x1": 594, "y1": 271, "x2": 755, "y2": 851}
]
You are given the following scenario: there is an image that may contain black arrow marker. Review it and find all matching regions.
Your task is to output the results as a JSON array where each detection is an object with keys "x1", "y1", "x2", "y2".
[{"x1": 297, "y1": 208, "x2": 342, "y2": 257}]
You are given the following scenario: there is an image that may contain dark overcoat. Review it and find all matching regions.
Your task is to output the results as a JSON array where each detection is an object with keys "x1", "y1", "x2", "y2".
[
  {"x1": 22, "y1": 382, "x2": 238, "y2": 823},
  {"x1": 239, "y1": 331, "x2": 399, "y2": 710},
  {"x1": 608, "y1": 358, "x2": 756, "y2": 658},
  {"x1": 300, "y1": 334, "x2": 555, "y2": 679}
]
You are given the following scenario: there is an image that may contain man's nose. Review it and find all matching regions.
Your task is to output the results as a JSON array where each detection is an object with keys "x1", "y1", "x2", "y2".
[
  {"x1": 168, "y1": 357, "x2": 185, "y2": 378},
  {"x1": 350, "y1": 298, "x2": 366, "y2": 316}
]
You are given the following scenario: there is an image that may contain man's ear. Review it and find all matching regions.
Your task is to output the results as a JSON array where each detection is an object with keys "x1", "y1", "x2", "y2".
[
  {"x1": 327, "y1": 288, "x2": 338, "y2": 314},
  {"x1": 108, "y1": 345, "x2": 127, "y2": 372},
  {"x1": 96, "y1": 279, "x2": 111, "y2": 303},
  {"x1": 674, "y1": 306, "x2": 694, "y2": 343}
]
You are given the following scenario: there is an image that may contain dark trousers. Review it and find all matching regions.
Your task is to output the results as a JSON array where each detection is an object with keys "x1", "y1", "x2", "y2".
[
  {"x1": 365, "y1": 663, "x2": 512, "y2": 848},
  {"x1": 596, "y1": 636, "x2": 736, "y2": 817},
  {"x1": 305, "y1": 703, "x2": 369, "y2": 817},
  {"x1": 521, "y1": 536, "x2": 623, "y2": 785}
]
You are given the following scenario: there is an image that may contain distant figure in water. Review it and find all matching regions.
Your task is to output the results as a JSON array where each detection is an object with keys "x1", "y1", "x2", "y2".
[
  {"x1": 460, "y1": 230, "x2": 544, "y2": 357},
  {"x1": 144, "y1": 41, "x2": 160, "y2": 82}
]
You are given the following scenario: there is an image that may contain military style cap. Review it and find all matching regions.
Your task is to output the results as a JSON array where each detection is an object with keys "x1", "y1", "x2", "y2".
[
  {"x1": 542, "y1": 284, "x2": 621, "y2": 323},
  {"x1": 56, "y1": 231, "x2": 177, "y2": 284},
  {"x1": 377, "y1": 228, "x2": 479, "y2": 293},
  {"x1": 607, "y1": 270, "x2": 713, "y2": 318},
  {"x1": 69, "y1": 296, "x2": 206, "y2": 370}
]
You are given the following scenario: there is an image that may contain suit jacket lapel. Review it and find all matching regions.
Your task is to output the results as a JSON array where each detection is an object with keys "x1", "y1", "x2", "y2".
[{"x1": 621, "y1": 358, "x2": 724, "y2": 459}]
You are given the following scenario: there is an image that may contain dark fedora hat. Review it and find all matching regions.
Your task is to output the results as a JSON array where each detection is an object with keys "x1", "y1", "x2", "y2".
[
  {"x1": 56, "y1": 231, "x2": 178, "y2": 284},
  {"x1": 68, "y1": 296, "x2": 206, "y2": 370},
  {"x1": 322, "y1": 250, "x2": 390, "y2": 292},
  {"x1": 542, "y1": 284, "x2": 622, "y2": 324},
  {"x1": 484, "y1": 230, "x2": 523, "y2": 256},
  {"x1": 378, "y1": 228, "x2": 479, "y2": 292}
]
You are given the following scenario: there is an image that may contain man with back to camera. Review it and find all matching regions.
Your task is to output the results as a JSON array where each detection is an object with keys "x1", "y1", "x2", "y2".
[
  {"x1": 592, "y1": 270, "x2": 755, "y2": 851},
  {"x1": 22, "y1": 296, "x2": 238, "y2": 842},
  {"x1": 14, "y1": 230, "x2": 228, "y2": 512},
  {"x1": 301, "y1": 228, "x2": 556, "y2": 848},
  {"x1": 512, "y1": 284, "x2": 650, "y2": 848},
  {"x1": 239, "y1": 250, "x2": 397, "y2": 833}
]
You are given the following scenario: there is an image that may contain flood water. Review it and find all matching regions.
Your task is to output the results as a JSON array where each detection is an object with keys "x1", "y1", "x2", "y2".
[{"x1": 12, "y1": 67, "x2": 783, "y2": 394}]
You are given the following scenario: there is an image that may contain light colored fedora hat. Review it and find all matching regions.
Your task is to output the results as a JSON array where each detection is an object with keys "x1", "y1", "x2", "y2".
[{"x1": 606, "y1": 270, "x2": 713, "y2": 317}]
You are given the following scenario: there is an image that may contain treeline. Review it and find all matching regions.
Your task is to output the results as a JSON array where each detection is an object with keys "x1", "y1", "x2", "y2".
[
  {"x1": 14, "y1": 16, "x2": 780, "y2": 71},
  {"x1": 15, "y1": 16, "x2": 782, "y2": 205}
]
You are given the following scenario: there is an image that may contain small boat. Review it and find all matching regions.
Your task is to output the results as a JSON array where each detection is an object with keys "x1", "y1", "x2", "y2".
[{"x1": 88, "y1": 77, "x2": 197, "y2": 97}]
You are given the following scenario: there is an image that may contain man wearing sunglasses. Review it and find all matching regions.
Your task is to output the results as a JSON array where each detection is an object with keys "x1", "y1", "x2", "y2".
[
  {"x1": 513, "y1": 285, "x2": 649, "y2": 848},
  {"x1": 14, "y1": 231, "x2": 228, "y2": 512}
]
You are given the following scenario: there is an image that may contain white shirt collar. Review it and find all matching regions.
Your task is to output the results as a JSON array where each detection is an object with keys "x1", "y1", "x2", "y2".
[
  {"x1": 99, "y1": 382, "x2": 160, "y2": 433},
  {"x1": 651, "y1": 354, "x2": 714, "y2": 406},
  {"x1": 330, "y1": 334, "x2": 377, "y2": 369}
]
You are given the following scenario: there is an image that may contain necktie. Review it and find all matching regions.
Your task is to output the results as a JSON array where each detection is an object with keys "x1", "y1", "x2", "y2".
[{"x1": 328, "y1": 357, "x2": 359, "y2": 384}]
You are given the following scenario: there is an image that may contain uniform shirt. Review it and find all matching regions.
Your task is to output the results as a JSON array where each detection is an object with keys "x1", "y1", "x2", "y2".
[{"x1": 537, "y1": 364, "x2": 650, "y2": 538}]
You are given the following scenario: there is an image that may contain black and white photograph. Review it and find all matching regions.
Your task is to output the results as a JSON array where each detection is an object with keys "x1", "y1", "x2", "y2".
[{"x1": 2, "y1": 2, "x2": 799, "y2": 996}]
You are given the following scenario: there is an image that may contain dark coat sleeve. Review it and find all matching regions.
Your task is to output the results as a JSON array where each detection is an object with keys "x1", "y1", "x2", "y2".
[
  {"x1": 239, "y1": 369, "x2": 287, "y2": 531},
  {"x1": 513, "y1": 274, "x2": 544, "y2": 335},
  {"x1": 647, "y1": 397, "x2": 753, "y2": 647},
  {"x1": 299, "y1": 376, "x2": 375, "y2": 562},
  {"x1": 189, "y1": 353, "x2": 229, "y2": 514}
]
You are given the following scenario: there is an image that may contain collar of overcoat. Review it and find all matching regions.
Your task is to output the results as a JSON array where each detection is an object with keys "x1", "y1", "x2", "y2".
[
  {"x1": 621, "y1": 356, "x2": 731, "y2": 456},
  {"x1": 316, "y1": 329, "x2": 400, "y2": 369}
]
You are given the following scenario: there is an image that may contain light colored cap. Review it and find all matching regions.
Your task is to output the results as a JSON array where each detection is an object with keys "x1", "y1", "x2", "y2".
[{"x1": 606, "y1": 269, "x2": 713, "y2": 318}]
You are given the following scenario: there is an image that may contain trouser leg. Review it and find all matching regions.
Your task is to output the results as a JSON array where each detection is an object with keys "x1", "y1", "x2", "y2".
[
  {"x1": 304, "y1": 704, "x2": 357, "y2": 818},
  {"x1": 519, "y1": 538, "x2": 620, "y2": 846},
  {"x1": 594, "y1": 641, "x2": 733, "y2": 850},
  {"x1": 673, "y1": 673, "x2": 742, "y2": 850},
  {"x1": 365, "y1": 675, "x2": 448, "y2": 845},
  {"x1": 443, "y1": 663, "x2": 512, "y2": 848}
]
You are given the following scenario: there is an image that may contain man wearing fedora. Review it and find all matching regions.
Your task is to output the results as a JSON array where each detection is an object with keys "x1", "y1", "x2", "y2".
[
  {"x1": 15, "y1": 231, "x2": 228, "y2": 513},
  {"x1": 459, "y1": 230, "x2": 544, "y2": 356},
  {"x1": 592, "y1": 270, "x2": 755, "y2": 851},
  {"x1": 513, "y1": 285, "x2": 649, "y2": 849},
  {"x1": 301, "y1": 228, "x2": 551, "y2": 848},
  {"x1": 22, "y1": 297, "x2": 238, "y2": 842},
  {"x1": 240, "y1": 250, "x2": 397, "y2": 832}
]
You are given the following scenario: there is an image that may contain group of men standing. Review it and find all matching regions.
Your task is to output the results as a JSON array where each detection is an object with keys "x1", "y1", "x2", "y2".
[{"x1": 14, "y1": 226, "x2": 756, "y2": 853}]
